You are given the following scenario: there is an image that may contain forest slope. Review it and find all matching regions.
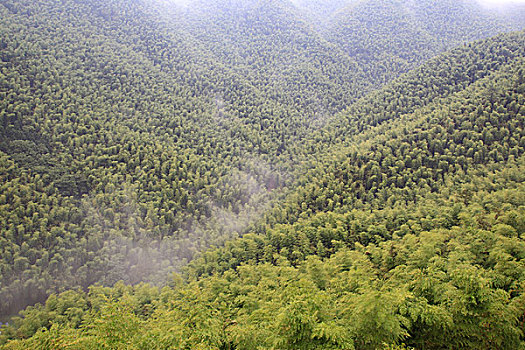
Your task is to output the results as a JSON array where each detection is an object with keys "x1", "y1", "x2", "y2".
[
  {"x1": 326, "y1": 0, "x2": 522, "y2": 84},
  {"x1": 0, "y1": 0, "x2": 524, "y2": 322},
  {"x1": 2, "y1": 31, "x2": 525, "y2": 349},
  {"x1": 189, "y1": 31, "x2": 525, "y2": 277}
]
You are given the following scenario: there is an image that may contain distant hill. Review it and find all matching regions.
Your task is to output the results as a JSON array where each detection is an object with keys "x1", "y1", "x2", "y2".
[{"x1": 326, "y1": 0, "x2": 522, "y2": 84}]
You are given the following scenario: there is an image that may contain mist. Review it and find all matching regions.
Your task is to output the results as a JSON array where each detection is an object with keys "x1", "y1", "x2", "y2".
[{"x1": 476, "y1": 0, "x2": 525, "y2": 8}]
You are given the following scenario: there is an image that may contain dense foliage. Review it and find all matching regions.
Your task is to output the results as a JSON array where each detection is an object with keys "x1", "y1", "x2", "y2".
[
  {"x1": 1, "y1": 0, "x2": 525, "y2": 348},
  {"x1": 188, "y1": 44, "x2": 525, "y2": 277},
  {"x1": 2, "y1": 41, "x2": 524, "y2": 348},
  {"x1": 327, "y1": 0, "x2": 517, "y2": 85},
  {"x1": 1, "y1": 0, "x2": 519, "y2": 318}
]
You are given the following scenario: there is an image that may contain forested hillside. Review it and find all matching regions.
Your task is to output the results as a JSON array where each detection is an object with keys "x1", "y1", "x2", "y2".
[
  {"x1": 1, "y1": 0, "x2": 525, "y2": 347},
  {"x1": 1, "y1": 0, "x2": 519, "y2": 319},
  {"x1": 2, "y1": 29, "x2": 524, "y2": 349},
  {"x1": 326, "y1": 0, "x2": 518, "y2": 84}
]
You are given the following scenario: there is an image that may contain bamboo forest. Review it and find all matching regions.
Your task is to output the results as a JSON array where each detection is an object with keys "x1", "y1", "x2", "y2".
[{"x1": 1, "y1": 0, "x2": 525, "y2": 349}]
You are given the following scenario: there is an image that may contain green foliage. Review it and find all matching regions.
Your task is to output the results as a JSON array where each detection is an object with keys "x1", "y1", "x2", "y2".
[
  {"x1": 1, "y1": 0, "x2": 525, "y2": 348},
  {"x1": 187, "y1": 50, "x2": 525, "y2": 279},
  {"x1": 328, "y1": 0, "x2": 520, "y2": 86},
  {"x1": 2, "y1": 0, "x2": 519, "y2": 317},
  {"x1": 4, "y1": 187, "x2": 525, "y2": 348}
]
